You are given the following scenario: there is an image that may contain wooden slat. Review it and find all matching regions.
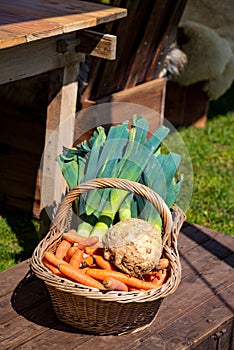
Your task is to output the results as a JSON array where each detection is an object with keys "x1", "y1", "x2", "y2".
[
  {"x1": 145, "y1": 0, "x2": 188, "y2": 80},
  {"x1": 165, "y1": 81, "x2": 209, "y2": 127},
  {"x1": 77, "y1": 30, "x2": 117, "y2": 60},
  {"x1": 75, "y1": 79, "x2": 165, "y2": 144},
  {"x1": 82, "y1": 0, "x2": 147, "y2": 101},
  {"x1": 57, "y1": 30, "x2": 117, "y2": 60},
  {"x1": 81, "y1": 0, "x2": 187, "y2": 101},
  {"x1": 0, "y1": 260, "x2": 31, "y2": 297},
  {"x1": 123, "y1": 1, "x2": 169, "y2": 88},
  {"x1": 0, "y1": 32, "x2": 79, "y2": 84},
  {"x1": 0, "y1": 0, "x2": 127, "y2": 49},
  {"x1": 110, "y1": 78, "x2": 166, "y2": 124}
]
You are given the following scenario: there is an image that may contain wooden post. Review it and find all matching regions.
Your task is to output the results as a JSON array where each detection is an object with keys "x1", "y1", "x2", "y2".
[{"x1": 40, "y1": 56, "x2": 84, "y2": 228}]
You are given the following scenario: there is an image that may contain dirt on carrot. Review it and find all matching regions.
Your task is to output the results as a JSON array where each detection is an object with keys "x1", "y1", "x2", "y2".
[{"x1": 103, "y1": 277, "x2": 128, "y2": 292}]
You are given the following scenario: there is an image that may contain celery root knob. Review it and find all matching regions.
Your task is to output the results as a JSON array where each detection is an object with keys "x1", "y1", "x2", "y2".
[{"x1": 102, "y1": 218, "x2": 163, "y2": 277}]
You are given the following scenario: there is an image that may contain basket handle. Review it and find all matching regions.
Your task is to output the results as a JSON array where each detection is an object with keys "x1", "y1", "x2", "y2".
[{"x1": 51, "y1": 178, "x2": 173, "y2": 246}]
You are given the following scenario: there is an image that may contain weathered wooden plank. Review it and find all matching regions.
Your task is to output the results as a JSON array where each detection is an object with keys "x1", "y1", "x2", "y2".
[
  {"x1": 0, "y1": 0, "x2": 127, "y2": 49},
  {"x1": 0, "y1": 260, "x2": 30, "y2": 297},
  {"x1": 0, "y1": 31, "x2": 26, "y2": 49},
  {"x1": 165, "y1": 81, "x2": 209, "y2": 127},
  {"x1": 110, "y1": 78, "x2": 166, "y2": 116},
  {"x1": 77, "y1": 30, "x2": 117, "y2": 60},
  {"x1": 0, "y1": 273, "x2": 50, "y2": 325},
  {"x1": 0, "y1": 32, "x2": 81, "y2": 85},
  {"x1": 82, "y1": 0, "x2": 148, "y2": 100},
  {"x1": 123, "y1": 1, "x2": 168, "y2": 88},
  {"x1": 179, "y1": 233, "x2": 234, "y2": 278},
  {"x1": 79, "y1": 78, "x2": 166, "y2": 138},
  {"x1": 179, "y1": 223, "x2": 220, "y2": 252},
  {"x1": 70, "y1": 263, "x2": 233, "y2": 350},
  {"x1": 14, "y1": 324, "x2": 91, "y2": 350},
  {"x1": 57, "y1": 30, "x2": 117, "y2": 60},
  {"x1": 0, "y1": 302, "x2": 58, "y2": 350},
  {"x1": 75, "y1": 80, "x2": 165, "y2": 144},
  {"x1": 82, "y1": 0, "x2": 187, "y2": 102},
  {"x1": 40, "y1": 60, "x2": 82, "y2": 218},
  {"x1": 145, "y1": 0, "x2": 188, "y2": 80},
  {"x1": 146, "y1": 287, "x2": 234, "y2": 350}
]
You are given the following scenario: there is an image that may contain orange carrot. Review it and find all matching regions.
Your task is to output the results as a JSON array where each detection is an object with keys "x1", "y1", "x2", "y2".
[
  {"x1": 85, "y1": 268, "x2": 159, "y2": 290},
  {"x1": 69, "y1": 248, "x2": 84, "y2": 268},
  {"x1": 84, "y1": 246, "x2": 103, "y2": 256},
  {"x1": 42, "y1": 257, "x2": 63, "y2": 277},
  {"x1": 44, "y1": 251, "x2": 69, "y2": 267},
  {"x1": 152, "y1": 269, "x2": 168, "y2": 287},
  {"x1": 103, "y1": 277, "x2": 128, "y2": 292},
  {"x1": 65, "y1": 245, "x2": 78, "y2": 262},
  {"x1": 81, "y1": 256, "x2": 94, "y2": 268},
  {"x1": 55, "y1": 239, "x2": 72, "y2": 259},
  {"x1": 58, "y1": 263, "x2": 105, "y2": 290},
  {"x1": 94, "y1": 255, "x2": 116, "y2": 271}
]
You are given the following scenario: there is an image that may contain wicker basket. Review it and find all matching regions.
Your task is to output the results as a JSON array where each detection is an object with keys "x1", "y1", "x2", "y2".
[{"x1": 31, "y1": 178, "x2": 186, "y2": 335}]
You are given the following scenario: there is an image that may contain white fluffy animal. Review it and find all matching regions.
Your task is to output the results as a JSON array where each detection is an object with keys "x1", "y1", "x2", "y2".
[{"x1": 170, "y1": 0, "x2": 234, "y2": 100}]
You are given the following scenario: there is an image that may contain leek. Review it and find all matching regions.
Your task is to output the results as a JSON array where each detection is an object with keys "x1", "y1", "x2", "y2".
[{"x1": 57, "y1": 115, "x2": 183, "y2": 238}]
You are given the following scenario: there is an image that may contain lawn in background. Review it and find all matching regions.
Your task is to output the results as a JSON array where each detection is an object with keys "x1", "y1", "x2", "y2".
[{"x1": 178, "y1": 112, "x2": 234, "y2": 236}]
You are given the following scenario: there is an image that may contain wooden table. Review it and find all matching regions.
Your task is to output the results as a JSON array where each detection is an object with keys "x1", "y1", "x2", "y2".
[
  {"x1": 0, "y1": 0, "x2": 127, "y2": 219},
  {"x1": 1, "y1": 223, "x2": 233, "y2": 350}
]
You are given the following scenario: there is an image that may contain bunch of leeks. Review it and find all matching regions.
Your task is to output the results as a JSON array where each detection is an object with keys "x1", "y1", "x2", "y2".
[{"x1": 57, "y1": 115, "x2": 182, "y2": 238}]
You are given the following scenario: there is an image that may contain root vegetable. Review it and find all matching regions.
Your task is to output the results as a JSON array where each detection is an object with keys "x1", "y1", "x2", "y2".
[
  {"x1": 102, "y1": 218, "x2": 163, "y2": 277},
  {"x1": 103, "y1": 277, "x2": 128, "y2": 291}
]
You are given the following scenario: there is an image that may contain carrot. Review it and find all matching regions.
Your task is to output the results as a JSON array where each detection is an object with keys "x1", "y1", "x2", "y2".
[
  {"x1": 44, "y1": 251, "x2": 69, "y2": 267},
  {"x1": 159, "y1": 258, "x2": 170, "y2": 269},
  {"x1": 103, "y1": 277, "x2": 128, "y2": 292},
  {"x1": 94, "y1": 255, "x2": 116, "y2": 271},
  {"x1": 152, "y1": 269, "x2": 168, "y2": 287},
  {"x1": 55, "y1": 239, "x2": 72, "y2": 259},
  {"x1": 62, "y1": 230, "x2": 87, "y2": 243},
  {"x1": 63, "y1": 231, "x2": 99, "y2": 247},
  {"x1": 78, "y1": 236, "x2": 100, "y2": 247},
  {"x1": 81, "y1": 256, "x2": 94, "y2": 268},
  {"x1": 72, "y1": 242, "x2": 86, "y2": 249},
  {"x1": 58, "y1": 263, "x2": 105, "y2": 290},
  {"x1": 84, "y1": 246, "x2": 103, "y2": 256},
  {"x1": 65, "y1": 245, "x2": 78, "y2": 262},
  {"x1": 85, "y1": 269, "x2": 159, "y2": 290},
  {"x1": 42, "y1": 257, "x2": 63, "y2": 277},
  {"x1": 69, "y1": 248, "x2": 84, "y2": 268}
]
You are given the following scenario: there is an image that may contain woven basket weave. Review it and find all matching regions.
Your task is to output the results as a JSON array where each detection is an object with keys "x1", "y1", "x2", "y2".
[{"x1": 31, "y1": 178, "x2": 186, "y2": 335}]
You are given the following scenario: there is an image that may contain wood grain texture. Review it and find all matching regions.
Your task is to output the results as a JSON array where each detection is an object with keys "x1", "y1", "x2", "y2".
[
  {"x1": 81, "y1": 0, "x2": 187, "y2": 101},
  {"x1": 0, "y1": 0, "x2": 127, "y2": 49},
  {"x1": 40, "y1": 60, "x2": 83, "y2": 218}
]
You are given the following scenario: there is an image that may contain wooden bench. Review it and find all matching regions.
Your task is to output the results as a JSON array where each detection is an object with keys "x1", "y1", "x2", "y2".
[{"x1": 1, "y1": 223, "x2": 233, "y2": 349}]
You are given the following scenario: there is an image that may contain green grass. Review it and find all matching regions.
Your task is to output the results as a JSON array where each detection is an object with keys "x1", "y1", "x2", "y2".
[
  {"x1": 0, "y1": 214, "x2": 40, "y2": 272},
  {"x1": 0, "y1": 88, "x2": 234, "y2": 272},
  {"x1": 178, "y1": 112, "x2": 234, "y2": 235}
]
